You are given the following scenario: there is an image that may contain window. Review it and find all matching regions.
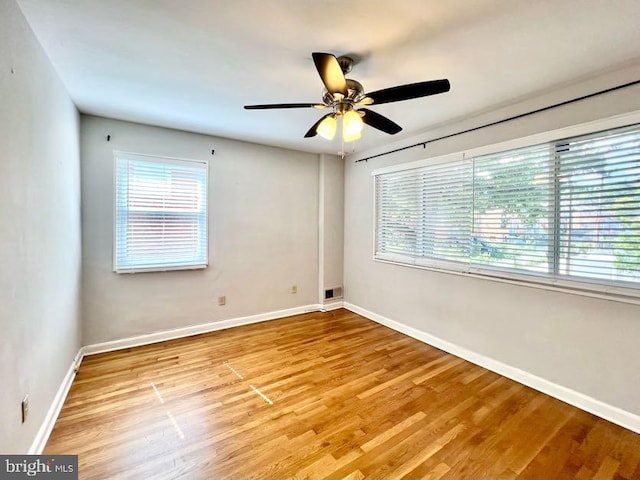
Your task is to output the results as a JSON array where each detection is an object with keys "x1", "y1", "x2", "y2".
[
  {"x1": 375, "y1": 123, "x2": 640, "y2": 297},
  {"x1": 471, "y1": 143, "x2": 554, "y2": 276},
  {"x1": 114, "y1": 152, "x2": 208, "y2": 273},
  {"x1": 375, "y1": 159, "x2": 472, "y2": 270}
]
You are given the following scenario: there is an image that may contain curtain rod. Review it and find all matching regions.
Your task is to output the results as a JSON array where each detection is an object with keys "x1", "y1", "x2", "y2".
[{"x1": 354, "y1": 79, "x2": 640, "y2": 163}]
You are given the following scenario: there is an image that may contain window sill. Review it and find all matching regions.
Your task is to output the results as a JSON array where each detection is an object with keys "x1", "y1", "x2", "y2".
[{"x1": 114, "y1": 264, "x2": 208, "y2": 274}]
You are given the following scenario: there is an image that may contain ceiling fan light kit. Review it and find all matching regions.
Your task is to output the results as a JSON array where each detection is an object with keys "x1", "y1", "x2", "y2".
[
  {"x1": 244, "y1": 52, "x2": 450, "y2": 145},
  {"x1": 317, "y1": 115, "x2": 337, "y2": 140},
  {"x1": 343, "y1": 110, "x2": 363, "y2": 142}
]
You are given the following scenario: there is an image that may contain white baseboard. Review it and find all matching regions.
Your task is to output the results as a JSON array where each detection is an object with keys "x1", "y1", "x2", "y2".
[
  {"x1": 82, "y1": 304, "x2": 322, "y2": 356},
  {"x1": 320, "y1": 300, "x2": 344, "y2": 311},
  {"x1": 28, "y1": 350, "x2": 82, "y2": 454},
  {"x1": 344, "y1": 302, "x2": 640, "y2": 435}
]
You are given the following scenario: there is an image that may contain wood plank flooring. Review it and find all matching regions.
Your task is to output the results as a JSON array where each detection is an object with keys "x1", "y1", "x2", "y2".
[{"x1": 45, "y1": 309, "x2": 640, "y2": 479}]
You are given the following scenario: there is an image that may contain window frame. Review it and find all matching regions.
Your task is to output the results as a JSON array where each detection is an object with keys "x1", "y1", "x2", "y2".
[
  {"x1": 372, "y1": 111, "x2": 640, "y2": 304},
  {"x1": 113, "y1": 151, "x2": 209, "y2": 274}
]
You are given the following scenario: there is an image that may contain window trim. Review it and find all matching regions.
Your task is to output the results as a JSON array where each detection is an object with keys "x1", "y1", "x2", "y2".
[
  {"x1": 112, "y1": 151, "x2": 209, "y2": 274},
  {"x1": 372, "y1": 110, "x2": 640, "y2": 305}
]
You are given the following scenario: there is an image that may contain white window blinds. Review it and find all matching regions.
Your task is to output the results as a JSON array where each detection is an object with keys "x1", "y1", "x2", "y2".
[
  {"x1": 375, "y1": 159, "x2": 472, "y2": 270},
  {"x1": 375, "y1": 123, "x2": 640, "y2": 295},
  {"x1": 556, "y1": 125, "x2": 640, "y2": 285},
  {"x1": 114, "y1": 153, "x2": 208, "y2": 273},
  {"x1": 471, "y1": 143, "x2": 554, "y2": 276}
]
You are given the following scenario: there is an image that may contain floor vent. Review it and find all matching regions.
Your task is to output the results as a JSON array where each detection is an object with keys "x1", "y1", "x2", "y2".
[{"x1": 324, "y1": 286, "x2": 343, "y2": 300}]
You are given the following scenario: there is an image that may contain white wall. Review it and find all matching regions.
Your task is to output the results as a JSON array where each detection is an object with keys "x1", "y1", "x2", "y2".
[
  {"x1": 319, "y1": 154, "x2": 344, "y2": 303},
  {"x1": 81, "y1": 116, "x2": 319, "y2": 344},
  {"x1": 0, "y1": 0, "x2": 82, "y2": 454},
  {"x1": 344, "y1": 65, "x2": 640, "y2": 417}
]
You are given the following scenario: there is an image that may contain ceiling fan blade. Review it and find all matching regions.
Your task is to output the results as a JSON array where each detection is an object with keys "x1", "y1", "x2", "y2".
[
  {"x1": 244, "y1": 103, "x2": 324, "y2": 110},
  {"x1": 367, "y1": 79, "x2": 450, "y2": 105},
  {"x1": 304, "y1": 113, "x2": 332, "y2": 138},
  {"x1": 359, "y1": 108, "x2": 402, "y2": 135},
  {"x1": 312, "y1": 52, "x2": 348, "y2": 96}
]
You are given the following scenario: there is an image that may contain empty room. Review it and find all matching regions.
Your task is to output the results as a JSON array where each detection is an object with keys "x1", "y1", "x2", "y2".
[{"x1": 2, "y1": 0, "x2": 640, "y2": 478}]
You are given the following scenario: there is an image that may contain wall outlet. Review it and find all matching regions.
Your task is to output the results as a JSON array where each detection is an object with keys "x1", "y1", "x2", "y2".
[
  {"x1": 21, "y1": 395, "x2": 29, "y2": 423},
  {"x1": 291, "y1": 285, "x2": 297, "y2": 294},
  {"x1": 218, "y1": 296, "x2": 226, "y2": 306}
]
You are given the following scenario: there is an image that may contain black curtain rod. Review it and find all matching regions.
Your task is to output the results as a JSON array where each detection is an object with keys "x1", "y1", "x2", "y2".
[{"x1": 354, "y1": 79, "x2": 640, "y2": 163}]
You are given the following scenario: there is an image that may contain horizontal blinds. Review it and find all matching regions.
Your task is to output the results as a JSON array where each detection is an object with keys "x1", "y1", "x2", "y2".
[
  {"x1": 374, "y1": 122, "x2": 640, "y2": 293},
  {"x1": 376, "y1": 159, "x2": 471, "y2": 268},
  {"x1": 115, "y1": 154, "x2": 208, "y2": 272},
  {"x1": 471, "y1": 143, "x2": 554, "y2": 275},
  {"x1": 557, "y1": 125, "x2": 640, "y2": 284},
  {"x1": 419, "y1": 161, "x2": 472, "y2": 265},
  {"x1": 376, "y1": 169, "x2": 421, "y2": 258}
]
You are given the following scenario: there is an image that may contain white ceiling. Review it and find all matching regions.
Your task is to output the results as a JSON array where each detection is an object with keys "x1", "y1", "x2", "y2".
[{"x1": 16, "y1": 0, "x2": 640, "y2": 155}]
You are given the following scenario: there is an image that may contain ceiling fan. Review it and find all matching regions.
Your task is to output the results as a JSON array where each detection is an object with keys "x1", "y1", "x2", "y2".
[{"x1": 244, "y1": 52, "x2": 450, "y2": 142}]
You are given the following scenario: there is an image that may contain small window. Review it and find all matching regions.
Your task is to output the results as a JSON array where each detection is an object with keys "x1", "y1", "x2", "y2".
[{"x1": 114, "y1": 152, "x2": 208, "y2": 273}]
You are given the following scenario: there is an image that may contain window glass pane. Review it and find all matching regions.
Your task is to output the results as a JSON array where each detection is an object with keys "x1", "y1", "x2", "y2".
[
  {"x1": 375, "y1": 160, "x2": 471, "y2": 267},
  {"x1": 557, "y1": 126, "x2": 640, "y2": 284},
  {"x1": 471, "y1": 144, "x2": 553, "y2": 274},
  {"x1": 418, "y1": 162, "x2": 471, "y2": 264},
  {"x1": 376, "y1": 170, "x2": 421, "y2": 258}
]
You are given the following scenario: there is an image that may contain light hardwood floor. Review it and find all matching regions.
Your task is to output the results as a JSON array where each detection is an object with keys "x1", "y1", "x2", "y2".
[{"x1": 45, "y1": 309, "x2": 640, "y2": 479}]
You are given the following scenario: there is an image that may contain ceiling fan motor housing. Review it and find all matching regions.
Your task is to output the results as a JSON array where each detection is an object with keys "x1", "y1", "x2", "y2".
[
  {"x1": 337, "y1": 55, "x2": 354, "y2": 74},
  {"x1": 323, "y1": 79, "x2": 365, "y2": 113}
]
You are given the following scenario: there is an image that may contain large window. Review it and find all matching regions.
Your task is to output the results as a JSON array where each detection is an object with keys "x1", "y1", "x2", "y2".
[
  {"x1": 114, "y1": 152, "x2": 208, "y2": 273},
  {"x1": 375, "y1": 123, "x2": 640, "y2": 297}
]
